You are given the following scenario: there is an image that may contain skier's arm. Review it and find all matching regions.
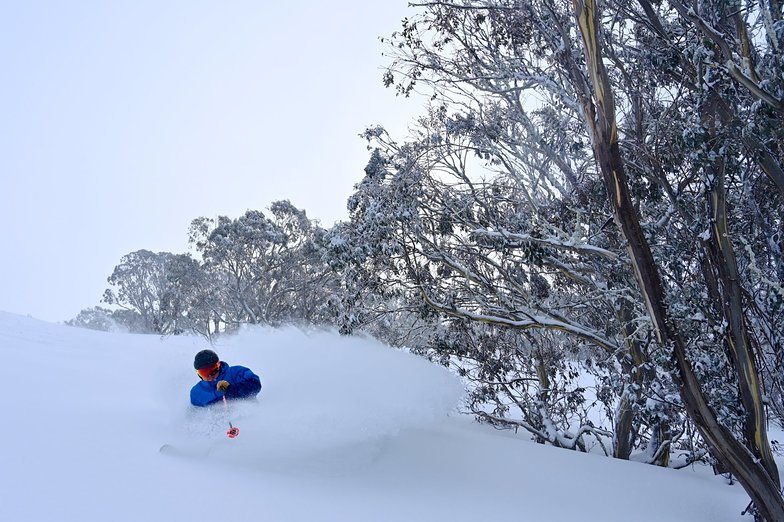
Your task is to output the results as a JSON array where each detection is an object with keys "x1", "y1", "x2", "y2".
[
  {"x1": 226, "y1": 367, "x2": 261, "y2": 400},
  {"x1": 190, "y1": 383, "x2": 221, "y2": 407}
]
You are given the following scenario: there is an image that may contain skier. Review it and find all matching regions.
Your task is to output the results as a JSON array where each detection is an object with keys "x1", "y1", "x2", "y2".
[{"x1": 190, "y1": 349, "x2": 262, "y2": 407}]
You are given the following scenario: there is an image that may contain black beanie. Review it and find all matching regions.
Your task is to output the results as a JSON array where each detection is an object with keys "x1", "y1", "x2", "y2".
[{"x1": 194, "y1": 349, "x2": 219, "y2": 369}]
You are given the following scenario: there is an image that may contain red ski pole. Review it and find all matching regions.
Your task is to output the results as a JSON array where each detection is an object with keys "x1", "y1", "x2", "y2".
[{"x1": 223, "y1": 395, "x2": 240, "y2": 438}]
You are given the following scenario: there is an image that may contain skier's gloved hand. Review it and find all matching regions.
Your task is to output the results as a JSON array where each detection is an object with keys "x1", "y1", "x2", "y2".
[{"x1": 216, "y1": 380, "x2": 230, "y2": 392}]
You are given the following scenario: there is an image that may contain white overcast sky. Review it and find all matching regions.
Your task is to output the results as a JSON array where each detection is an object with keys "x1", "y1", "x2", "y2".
[{"x1": 0, "y1": 1, "x2": 422, "y2": 322}]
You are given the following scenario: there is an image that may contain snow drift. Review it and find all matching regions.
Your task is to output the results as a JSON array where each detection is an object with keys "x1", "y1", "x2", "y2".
[{"x1": 0, "y1": 311, "x2": 755, "y2": 522}]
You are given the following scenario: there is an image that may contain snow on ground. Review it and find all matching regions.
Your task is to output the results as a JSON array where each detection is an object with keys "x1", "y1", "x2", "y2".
[{"x1": 0, "y1": 311, "x2": 755, "y2": 521}]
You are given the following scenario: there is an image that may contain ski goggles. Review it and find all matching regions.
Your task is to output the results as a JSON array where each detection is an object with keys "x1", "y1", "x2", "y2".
[{"x1": 196, "y1": 361, "x2": 221, "y2": 380}]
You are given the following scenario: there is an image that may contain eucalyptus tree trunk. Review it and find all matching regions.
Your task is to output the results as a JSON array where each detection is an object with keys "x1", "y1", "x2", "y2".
[
  {"x1": 573, "y1": 0, "x2": 784, "y2": 519},
  {"x1": 699, "y1": 80, "x2": 782, "y2": 490},
  {"x1": 613, "y1": 301, "x2": 668, "y2": 463}
]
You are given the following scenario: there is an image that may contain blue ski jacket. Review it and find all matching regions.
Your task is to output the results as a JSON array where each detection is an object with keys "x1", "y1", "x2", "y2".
[{"x1": 190, "y1": 361, "x2": 262, "y2": 407}]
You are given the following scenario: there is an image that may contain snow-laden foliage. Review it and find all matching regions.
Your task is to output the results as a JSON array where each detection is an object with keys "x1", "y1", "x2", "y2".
[{"x1": 340, "y1": 113, "x2": 675, "y2": 461}]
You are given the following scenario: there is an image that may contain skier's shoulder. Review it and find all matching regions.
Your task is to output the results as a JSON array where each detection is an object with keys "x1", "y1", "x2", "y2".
[{"x1": 224, "y1": 362, "x2": 256, "y2": 375}]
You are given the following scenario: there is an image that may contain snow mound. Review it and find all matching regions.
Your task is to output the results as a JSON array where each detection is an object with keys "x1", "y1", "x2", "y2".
[
  {"x1": 156, "y1": 325, "x2": 464, "y2": 472},
  {"x1": 0, "y1": 311, "x2": 753, "y2": 522}
]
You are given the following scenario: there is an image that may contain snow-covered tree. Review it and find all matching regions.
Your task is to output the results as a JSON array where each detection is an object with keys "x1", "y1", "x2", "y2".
[
  {"x1": 66, "y1": 306, "x2": 125, "y2": 332},
  {"x1": 189, "y1": 201, "x2": 341, "y2": 331},
  {"x1": 102, "y1": 250, "x2": 201, "y2": 335},
  {"x1": 368, "y1": 0, "x2": 784, "y2": 518}
]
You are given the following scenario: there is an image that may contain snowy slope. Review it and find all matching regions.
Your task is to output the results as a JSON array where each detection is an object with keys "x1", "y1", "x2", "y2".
[{"x1": 0, "y1": 311, "x2": 752, "y2": 521}]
